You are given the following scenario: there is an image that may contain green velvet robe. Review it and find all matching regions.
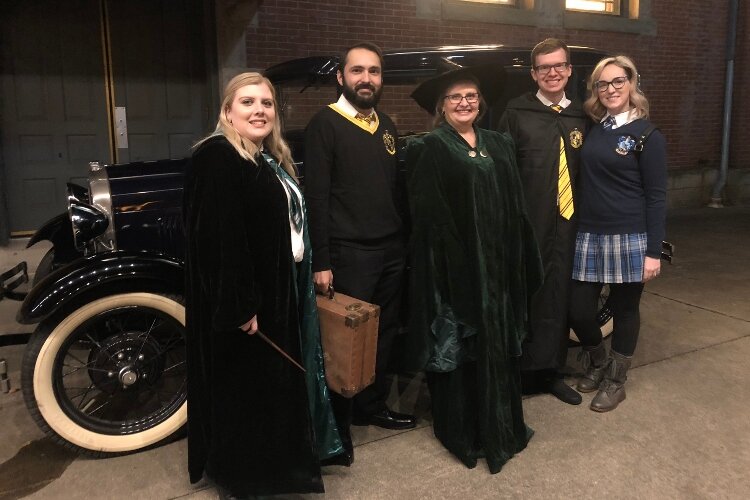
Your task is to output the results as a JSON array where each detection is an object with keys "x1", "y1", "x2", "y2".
[
  {"x1": 278, "y1": 165, "x2": 344, "y2": 462},
  {"x1": 405, "y1": 123, "x2": 543, "y2": 473}
]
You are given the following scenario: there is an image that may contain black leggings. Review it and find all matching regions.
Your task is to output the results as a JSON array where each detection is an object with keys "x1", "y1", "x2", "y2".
[{"x1": 569, "y1": 280, "x2": 645, "y2": 356}]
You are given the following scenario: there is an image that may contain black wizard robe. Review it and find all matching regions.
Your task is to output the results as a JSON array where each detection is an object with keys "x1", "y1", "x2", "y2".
[
  {"x1": 405, "y1": 123, "x2": 543, "y2": 473},
  {"x1": 497, "y1": 93, "x2": 588, "y2": 371},
  {"x1": 184, "y1": 136, "x2": 339, "y2": 496}
]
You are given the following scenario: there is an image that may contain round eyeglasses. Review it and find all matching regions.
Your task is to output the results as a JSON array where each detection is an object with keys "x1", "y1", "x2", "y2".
[
  {"x1": 443, "y1": 92, "x2": 480, "y2": 105},
  {"x1": 595, "y1": 76, "x2": 629, "y2": 92}
]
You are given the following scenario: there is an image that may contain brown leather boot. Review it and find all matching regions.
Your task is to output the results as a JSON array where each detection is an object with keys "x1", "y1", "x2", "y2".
[
  {"x1": 590, "y1": 351, "x2": 632, "y2": 412},
  {"x1": 576, "y1": 343, "x2": 608, "y2": 393}
]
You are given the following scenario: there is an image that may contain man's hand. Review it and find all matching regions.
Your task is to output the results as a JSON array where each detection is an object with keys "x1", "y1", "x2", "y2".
[
  {"x1": 240, "y1": 315, "x2": 259, "y2": 335},
  {"x1": 642, "y1": 256, "x2": 661, "y2": 282},
  {"x1": 314, "y1": 270, "x2": 333, "y2": 294}
]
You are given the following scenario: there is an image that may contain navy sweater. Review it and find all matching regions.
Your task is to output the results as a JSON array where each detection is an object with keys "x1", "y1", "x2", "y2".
[{"x1": 578, "y1": 118, "x2": 667, "y2": 258}]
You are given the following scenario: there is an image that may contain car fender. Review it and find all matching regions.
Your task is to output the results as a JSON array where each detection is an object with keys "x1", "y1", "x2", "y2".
[
  {"x1": 26, "y1": 213, "x2": 82, "y2": 263},
  {"x1": 18, "y1": 251, "x2": 184, "y2": 325}
]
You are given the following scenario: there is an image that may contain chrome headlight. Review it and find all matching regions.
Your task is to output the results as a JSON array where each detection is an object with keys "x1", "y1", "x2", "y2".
[
  {"x1": 67, "y1": 184, "x2": 108, "y2": 251},
  {"x1": 69, "y1": 201, "x2": 108, "y2": 250},
  {"x1": 66, "y1": 161, "x2": 117, "y2": 254}
]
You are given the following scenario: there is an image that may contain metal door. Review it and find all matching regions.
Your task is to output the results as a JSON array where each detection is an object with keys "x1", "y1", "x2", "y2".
[
  {"x1": 0, "y1": 0, "x2": 209, "y2": 234},
  {"x1": 107, "y1": 0, "x2": 208, "y2": 162},
  {"x1": 1, "y1": 0, "x2": 109, "y2": 233}
]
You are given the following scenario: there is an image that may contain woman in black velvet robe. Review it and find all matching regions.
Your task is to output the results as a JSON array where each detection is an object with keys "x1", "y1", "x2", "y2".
[
  {"x1": 406, "y1": 67, "x2": 543, "y2": 473},
  {"x1": 184, "y1": 72, "x2": 341, "y2": 497}
]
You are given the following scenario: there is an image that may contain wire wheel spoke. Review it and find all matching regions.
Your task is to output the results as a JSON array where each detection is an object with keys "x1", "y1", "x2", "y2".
[
  {"x1": 53, "y1": 301, "x2": 187, "y2": 435},
  {"x1": 161, "y1": 360, "x2": 186, "y2": 374}
]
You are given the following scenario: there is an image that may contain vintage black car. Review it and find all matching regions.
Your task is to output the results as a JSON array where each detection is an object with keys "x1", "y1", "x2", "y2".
[{"x1": 13, "y1": 44, "x2": 613, "y2": 456}]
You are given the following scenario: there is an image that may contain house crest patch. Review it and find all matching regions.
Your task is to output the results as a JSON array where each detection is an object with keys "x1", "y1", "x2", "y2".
[{"x1": 383, "y1": 130, "x2": 396, "y2": 155}]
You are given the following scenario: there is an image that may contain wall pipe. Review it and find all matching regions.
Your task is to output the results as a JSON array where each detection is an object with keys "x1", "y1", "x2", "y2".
[{"x1": 709, "y1": 0, "x2": 740, "y2": 208}]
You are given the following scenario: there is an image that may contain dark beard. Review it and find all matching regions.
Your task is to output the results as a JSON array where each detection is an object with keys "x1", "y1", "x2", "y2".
[{"x1": 341, "y1": 81, "x2": 382, "y2": 110}]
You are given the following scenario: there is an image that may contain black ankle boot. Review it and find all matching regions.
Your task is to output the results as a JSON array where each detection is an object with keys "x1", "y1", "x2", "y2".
[
  {"x1": 590, "y1": 351, "x2": 632, "y2": 412},
  {"x1": 577, "y1": 343, "x2": 608, "y2": 393}
]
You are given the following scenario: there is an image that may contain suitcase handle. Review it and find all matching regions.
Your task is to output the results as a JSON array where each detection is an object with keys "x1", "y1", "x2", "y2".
[{"x1": 322, "y1": 286, "x2": 366, "y2": 313}]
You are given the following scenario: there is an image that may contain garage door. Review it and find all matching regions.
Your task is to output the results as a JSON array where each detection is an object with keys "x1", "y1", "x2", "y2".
[{"x1": 1, "y1": 0, "x2": 209, "y2": 234}]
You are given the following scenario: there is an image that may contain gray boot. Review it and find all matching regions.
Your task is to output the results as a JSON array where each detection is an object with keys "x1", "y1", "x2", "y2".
[
  {"x1": 590, "y1": 351, "x2": 632, "y2": 412},
  {"x1": 576, "y1": 343, "x2": 608, "y2": 393}
]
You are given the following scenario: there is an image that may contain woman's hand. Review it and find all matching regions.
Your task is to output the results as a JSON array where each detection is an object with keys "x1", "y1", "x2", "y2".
[
  {"x1": 240, "y1": 315, "x2": 258, "y2": 335},
  {"x1": 642, "y1": 256, "x2": 661, "y2": 282}
]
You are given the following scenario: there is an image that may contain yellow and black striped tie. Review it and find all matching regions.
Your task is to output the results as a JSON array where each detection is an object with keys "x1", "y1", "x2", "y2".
[
  {"x1": 550, "y1": 104, "x2": 574, "y2": 220},
  {"x1": 356, "y1": 112, "x2": 375, "y2": 126}
]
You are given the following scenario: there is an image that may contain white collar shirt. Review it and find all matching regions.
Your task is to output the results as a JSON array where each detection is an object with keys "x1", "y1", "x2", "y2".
[
  {"x1": 536, "y1": 90, "x2": 571, "y2": 109},
  {"x1": 601, "y1": 108, "x2": 639, "y2": 130},
  {"x1": 335, "y1": 94, "x2": 377, "y2": 129}
]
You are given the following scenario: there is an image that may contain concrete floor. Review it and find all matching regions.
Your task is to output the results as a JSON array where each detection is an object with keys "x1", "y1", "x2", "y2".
[{"x1": 1, "y1": 207, "x2": 749, "y2": 499}]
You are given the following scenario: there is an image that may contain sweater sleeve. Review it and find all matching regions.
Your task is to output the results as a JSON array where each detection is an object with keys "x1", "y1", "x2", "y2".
[
  {"x1": 304, "y1": 112, "x2": 335, "y2": 272},
  {"x1": 638, "y1": 128, "x2": 668, "y2": 257}
]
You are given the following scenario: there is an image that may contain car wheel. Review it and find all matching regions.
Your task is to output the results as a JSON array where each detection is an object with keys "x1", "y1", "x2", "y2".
[
  {"x1": 21, "y1": 293, "x2": 187, "y2": 457},
  {"x1": 569, "y1": 285, "x2": 613, "y2": 344}
]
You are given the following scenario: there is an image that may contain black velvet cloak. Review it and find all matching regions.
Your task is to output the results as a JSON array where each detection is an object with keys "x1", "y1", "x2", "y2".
[
  {"x1": 497, "y1": 93, "x2": 588, "y2": 371},
  {"x1": 405, "y1": 124, "x2": 543, "y2": 473},
  {"x1": 184, "y1": 136, "x2": 339, "y2": 496}
]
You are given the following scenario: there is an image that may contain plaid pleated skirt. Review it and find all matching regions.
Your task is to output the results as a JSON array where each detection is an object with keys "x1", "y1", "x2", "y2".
[{"x1": 572, "y1": 232, "x2": 647, "y2": 283}]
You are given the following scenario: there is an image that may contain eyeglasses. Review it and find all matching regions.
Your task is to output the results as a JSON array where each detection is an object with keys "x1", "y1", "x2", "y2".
[
  {"x1": 533, "y1": 62, "x2": 570, "y2": 75},
  {"x1": 594, "y1": 76, "x2": 629, "y2": 92},
  {"x1": 443, "y1": 92, "x2": 480, "y2": 104}
]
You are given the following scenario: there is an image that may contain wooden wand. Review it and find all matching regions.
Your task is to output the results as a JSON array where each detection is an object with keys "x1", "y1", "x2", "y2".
[{"x1": 255, "y1": 330, "x2": 306, "y2": 373}]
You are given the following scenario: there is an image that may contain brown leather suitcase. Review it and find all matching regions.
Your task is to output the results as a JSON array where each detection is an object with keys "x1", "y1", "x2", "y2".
[{"x1": 316, "y1": 290, "x2": 379, "y2": 398}]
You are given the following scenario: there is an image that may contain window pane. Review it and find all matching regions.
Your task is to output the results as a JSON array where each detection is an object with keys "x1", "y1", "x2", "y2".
[
  {"x1": 460, "y1": 0, "x2": 516, "y2": 5},
  {"x1": 566, "y1": 0, "x2": 620, "y2": 15}
]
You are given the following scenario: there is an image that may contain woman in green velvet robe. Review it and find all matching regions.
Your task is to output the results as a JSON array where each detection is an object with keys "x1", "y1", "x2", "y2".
[
  {"x1": 184, "y1": 72, "x2": 342, "y2": 497},
  {"x1": 406, "y1": 67, "x2": 544, "y2": 473}
]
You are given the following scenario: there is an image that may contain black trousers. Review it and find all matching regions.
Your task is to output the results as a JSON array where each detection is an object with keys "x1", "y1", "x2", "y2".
[
  {"x1": 569, "y1": 280, "x2": 645, "y2": 356},
  {"x1": 327, "y1": 238, "x2": 406, "y2": 424}
]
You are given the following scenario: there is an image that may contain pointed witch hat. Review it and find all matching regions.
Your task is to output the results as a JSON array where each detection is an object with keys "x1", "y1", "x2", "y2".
[{"x1": 410, "y1": 63, "x2": 506, "y2": 115}]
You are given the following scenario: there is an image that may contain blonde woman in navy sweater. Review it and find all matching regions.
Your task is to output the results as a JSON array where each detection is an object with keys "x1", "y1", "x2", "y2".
[{"x1": 569, "y1": 56, "x2": 667, "y2": 412}]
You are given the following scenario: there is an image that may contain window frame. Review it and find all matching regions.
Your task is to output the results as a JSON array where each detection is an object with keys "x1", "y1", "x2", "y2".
[
  {"x1": 416, "y1": 0, "x2": 655, "y2": 35},
  {"x1": 566, "y1": 0, "x2": 622, "y2": 16}
]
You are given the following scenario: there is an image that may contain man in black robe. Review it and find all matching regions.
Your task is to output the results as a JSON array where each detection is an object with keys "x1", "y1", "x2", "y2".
[
  {"x1": 497, "y1": 38, "x2": 587, "y2": 405},
  {"x1": 304, "y1": 42, "x2": 416, "y2": 463}
]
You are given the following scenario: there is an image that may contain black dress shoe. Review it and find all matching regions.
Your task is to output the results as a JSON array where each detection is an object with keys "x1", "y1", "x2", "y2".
[
  {"x1": 547, "y1": 377, "x2": 583, "y2": 405},
  {"x1": 353, "y1": 408, "x2": 417, "y2": 430}
]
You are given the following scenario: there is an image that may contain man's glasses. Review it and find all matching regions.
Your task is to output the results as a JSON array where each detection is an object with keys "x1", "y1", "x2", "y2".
[
  {"x1": 594, "y1": 76, "x2": 629, "y2": 92},
  {"x1": 444, "y1": 92, "x2": 480, "y2": 104},
  {"x1": 533, "y1": 62, "x2": 570, "y2": 75}
]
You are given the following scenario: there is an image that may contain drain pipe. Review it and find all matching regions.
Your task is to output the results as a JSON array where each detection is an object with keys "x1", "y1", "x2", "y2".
[
  {"x1": 0, "y1": 359, "x2": 9, "y2": 393},
  {"x1": 709, "y1": 0, "x2": 739, "y2": 208}
]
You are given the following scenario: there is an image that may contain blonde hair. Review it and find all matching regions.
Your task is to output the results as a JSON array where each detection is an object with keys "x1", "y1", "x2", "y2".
[
  {"x1": 584, "y1": 55, "x2": 650, "y2": 122},
  {"x1": 195, "y1": 72, "x2": 296, "y2": 179}
]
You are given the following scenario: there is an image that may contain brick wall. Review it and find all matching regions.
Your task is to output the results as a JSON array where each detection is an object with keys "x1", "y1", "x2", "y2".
[{"x1": 245, "y1": 0, "x2": 748, "y2": 173}]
